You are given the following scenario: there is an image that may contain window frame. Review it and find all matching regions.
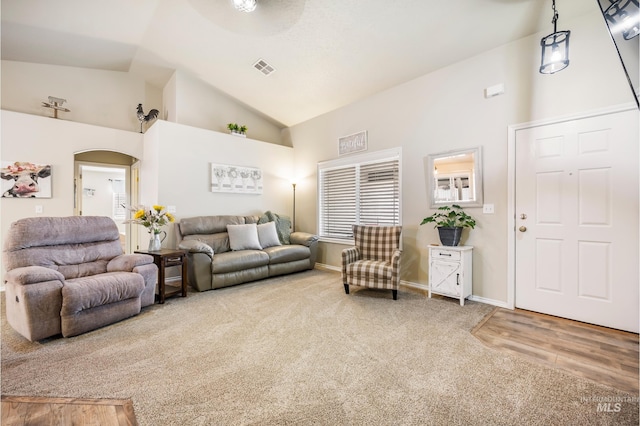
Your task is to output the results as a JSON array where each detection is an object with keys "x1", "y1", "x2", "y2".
[{"x1": 317, "y1": 147, "x2": 402, "y2": 245}]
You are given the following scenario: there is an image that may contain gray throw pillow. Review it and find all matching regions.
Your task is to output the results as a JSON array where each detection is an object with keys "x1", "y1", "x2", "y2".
[
  {"x1": 257, "y1": 222, "x2": 281, "y2": 248},
  {"x1": 227, "y1": 224, "x2": 262, "y2": 250},
  {"x1": 258, "y1": 211, "x2": 291, "y2": 244}
]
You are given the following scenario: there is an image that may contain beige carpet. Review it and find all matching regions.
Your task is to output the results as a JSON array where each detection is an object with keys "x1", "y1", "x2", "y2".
[{"x1": 2, "y1": 270, "x2": 638, "y2": 425}]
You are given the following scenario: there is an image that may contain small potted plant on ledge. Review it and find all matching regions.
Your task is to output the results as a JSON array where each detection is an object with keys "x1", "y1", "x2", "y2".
[
  {"x1": 227, "y1": 123, "x2": 248, "y2": 137},
  {"x1": 420, "y1": 204, "x2": 476, "y2": 246}
]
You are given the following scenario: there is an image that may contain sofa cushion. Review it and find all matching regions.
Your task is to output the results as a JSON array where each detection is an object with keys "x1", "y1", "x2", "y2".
[
  {"x1": 179, "y1": 215, "x2": 246, "y2": 236},
  {"x1": 3, "y1": 216, "x2": 124, "y2": 275},
  {"x1": 61, "y1": 272, "x2": 145, "y2": 316},
  {"x1": 228, "y1": 224, "x2": 262, "y2": 250},
  {"x1": 183, "y1": 233, "x2": 230, "y2": 254},
  {"x1": 346, "y1": 260, "x2": 392, "y2": 281},
  {"x1": 212, "y1": 250, "x2": 269, "y2": 274},
  {"x1": 257, "y1": 222, "x2": 281, "y2": 249},
  {"x1": 263, "y1": 245, "x2": 310, "y2": 265},
  {"x1": 4, "y1": 216, "x2": 120, "y2": 250}
]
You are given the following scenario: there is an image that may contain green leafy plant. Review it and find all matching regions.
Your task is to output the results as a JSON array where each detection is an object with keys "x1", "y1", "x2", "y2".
[
  {"x1": 420, "y1": 204, "x2": 476, "y2": 229},
  {"x1": 227, "y1": 123, "x2": 247, "y2": 134}
]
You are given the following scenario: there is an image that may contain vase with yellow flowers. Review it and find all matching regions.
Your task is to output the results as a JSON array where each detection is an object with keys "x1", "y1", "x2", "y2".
[{"x1": 127, "y1": 204, "x2": 175, "y2": 251}]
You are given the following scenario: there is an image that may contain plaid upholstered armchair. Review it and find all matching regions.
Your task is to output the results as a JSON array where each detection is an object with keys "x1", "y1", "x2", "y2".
[{"x1": 341, "y1": 225, "x2": 402, "y2": 300}]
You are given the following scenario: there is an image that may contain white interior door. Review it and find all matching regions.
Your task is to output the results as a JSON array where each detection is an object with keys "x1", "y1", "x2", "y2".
[{"x1": 515, "y1": 109, "x2": 639, "y2": 332}]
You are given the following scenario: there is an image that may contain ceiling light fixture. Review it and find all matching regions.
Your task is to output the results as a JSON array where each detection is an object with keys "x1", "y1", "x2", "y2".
[
  {"x1": 604, "y1": 0, "x2": 640, "y2": 40},
  {"x1": 539, "y1": 0, "x2": 571, "y2": 74},
  {"x1": 233, "y1": 0, "x2": 257, "y2": 13}
]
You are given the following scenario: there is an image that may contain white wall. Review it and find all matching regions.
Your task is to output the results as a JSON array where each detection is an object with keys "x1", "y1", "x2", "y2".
[
  {"x1": 139, "y1": 120, "x2": 295, "y2": 249},
  {"x1": 81, "y1": 168, "x2": 126, "y2": 232},
  {"x1": 170, "y1": 70, "x2": 287, "y2": 146},
  {"x1": 162, "y1": 71, "x2": 178, "y2": 123},
  {"x1": 0, "y1": 61, "x2": 281, "y2": 144},
  {"x1": 288, "y1": 10, "x2": 634, "y2": 304},
  {"x1": 1, "y1": 61, "x2": 161, "y2": 132}
]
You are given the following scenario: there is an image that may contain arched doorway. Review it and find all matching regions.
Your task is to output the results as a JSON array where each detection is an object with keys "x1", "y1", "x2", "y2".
[{"x1": 74, "y1": 150, "x2": 140, "y2": 253}]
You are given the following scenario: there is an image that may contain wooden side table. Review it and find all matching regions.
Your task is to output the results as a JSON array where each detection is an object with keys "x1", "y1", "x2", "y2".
[{"x1": 135, "y1": 249, "x2": 188, "y2": 304}]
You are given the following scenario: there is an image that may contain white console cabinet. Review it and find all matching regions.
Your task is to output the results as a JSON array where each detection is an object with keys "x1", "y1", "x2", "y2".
[{"x1": 428, "y1": 245, "x2": 473, "y2": 306}]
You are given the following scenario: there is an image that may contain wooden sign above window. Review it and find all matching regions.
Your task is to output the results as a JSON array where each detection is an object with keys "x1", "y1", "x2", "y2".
[{"x1": 338, "y1": 131, "x2": 368, "y2": 156}]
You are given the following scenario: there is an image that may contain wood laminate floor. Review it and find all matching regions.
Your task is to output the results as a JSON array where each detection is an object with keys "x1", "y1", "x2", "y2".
[
  {"x1": 1, "y1": 396, "x2": 137, "y2": 426},
  {"x1": 472, "y1": 307, "x2": 639, "y2": 394}
]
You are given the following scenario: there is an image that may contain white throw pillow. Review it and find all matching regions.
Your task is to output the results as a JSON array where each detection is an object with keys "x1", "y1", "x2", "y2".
[
  {"x1": 257, "y1": 222, "x2": 282, "y2": 248},
  {"x1": 227, "y1": 223, "x2": 262, "y2": 250}
]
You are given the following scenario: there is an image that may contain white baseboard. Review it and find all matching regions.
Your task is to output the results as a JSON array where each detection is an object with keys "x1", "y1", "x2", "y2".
[
  {"x1": 320, "y1": 266, "x2": 509, "y2": 309},
  {"x1": 468, "y1": 295, "x2": 510, "y2": 309},
  {"x1": 400, "y1": 280, "x2": 428, "y2": 292},
  {"x1": 401, "y1": 279, "x2": 510, "y2": 308},
  {"x1": 314, "y1": 263, "x2": 341, "y2": 273}
]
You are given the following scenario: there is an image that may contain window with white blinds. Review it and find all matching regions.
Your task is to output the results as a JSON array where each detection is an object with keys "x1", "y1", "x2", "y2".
[{"x1": 318, "y1": 148, "x2": 401, "y2": 242}]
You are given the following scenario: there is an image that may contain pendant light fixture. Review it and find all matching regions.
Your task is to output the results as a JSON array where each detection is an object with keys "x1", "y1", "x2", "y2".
[
  {"x1": 604, "y1": 0, "x2": 640, "y2": 40},
  {"x1": 539, "y1": 0, "x2": 571, "y2": 74},
  {"x1": 233, "y1": 0, "x2": 257, "y2": 13}
]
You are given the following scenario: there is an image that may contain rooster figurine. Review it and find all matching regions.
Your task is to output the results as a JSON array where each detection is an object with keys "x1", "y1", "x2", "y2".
[{"x1": 136, "y1": 103, "x2": 159, "y2": 133}]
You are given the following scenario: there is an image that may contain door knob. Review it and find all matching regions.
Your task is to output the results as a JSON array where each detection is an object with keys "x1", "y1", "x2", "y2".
[{"x1": 519, "y1": 226, "x2": 527, "y2": 232}]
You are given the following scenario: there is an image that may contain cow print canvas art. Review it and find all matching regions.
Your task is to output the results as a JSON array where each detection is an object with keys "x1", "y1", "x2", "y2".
[{"x1": 1, "y1": 161, "x2": 52, "y2": 198}]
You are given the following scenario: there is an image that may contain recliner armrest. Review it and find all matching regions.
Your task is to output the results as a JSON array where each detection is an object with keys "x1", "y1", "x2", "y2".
[
  {"x1": 107, "y1": 254, "x2": 154, "y2": 272},
  {"x1": 5, "y1": 265, "x2": 65, "y2": 285},
  {"x1": 289, "y1": 232, "x2": 318, "y2": 247},
  {"x1": 179, "y1": 240, "x2": 214, "y2": 258}
]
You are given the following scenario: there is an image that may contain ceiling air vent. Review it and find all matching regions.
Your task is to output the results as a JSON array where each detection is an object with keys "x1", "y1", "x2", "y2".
[{"x1": 253, "y1": 59, "x2": 276, "y2": 76}]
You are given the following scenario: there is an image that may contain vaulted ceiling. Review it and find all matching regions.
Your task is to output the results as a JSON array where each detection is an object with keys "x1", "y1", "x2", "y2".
[{"x1": 1, "y1": 0, "x2": 598, "y2": 127}]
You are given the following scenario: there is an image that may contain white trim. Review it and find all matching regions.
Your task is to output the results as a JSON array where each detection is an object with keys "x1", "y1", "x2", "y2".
[
  {"x1": 400, "y1": 280, "x2": 428, "y2": 292},
  {"x1": 318, "y1": 237, "x2": 354, "y2": 245},
  {"x1": 314, "y1": 263, "x2": 341, "y2": 273},
  {"x1": 401, "y1": 280, "x2": 508, "y2": 308},
  {"x1": 468, "y1": 295, "x2": 510, "y2": 309},
  {"x1": 316, "y1": 270, "x2": 509, "y2": 308},
  {"x1": 317, "y1": 146, "x2": 401, "y2": 169},
  {"x1": 506, "y1": 103, "x2": 637, "y2": 311}
]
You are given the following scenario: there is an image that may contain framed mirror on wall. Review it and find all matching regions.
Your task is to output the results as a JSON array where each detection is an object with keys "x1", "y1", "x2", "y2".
[{"x1": 425, "y1": 147, "x2": 483, "y2": 208}]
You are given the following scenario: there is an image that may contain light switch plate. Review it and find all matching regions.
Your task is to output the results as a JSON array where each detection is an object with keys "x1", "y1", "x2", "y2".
[
  {"x1": 167, "y1": 205, "x2": 176, "y2": 213},
  {"x1": 35, "y1": 205, "x2": 43, "y2": 214}
]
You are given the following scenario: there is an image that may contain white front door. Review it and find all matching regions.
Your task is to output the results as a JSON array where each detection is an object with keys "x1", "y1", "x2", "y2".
[{"x1": 515, "y1": 109, "x2": 639, "y2": 332}]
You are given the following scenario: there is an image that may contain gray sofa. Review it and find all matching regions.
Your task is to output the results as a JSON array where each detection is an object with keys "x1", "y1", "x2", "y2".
[
  {"x1": 176, "y1": 215, "x2": 318, "y2": 291},
  {"x1": 3, "y1": 216, "x2": 157, "y2": 341}
]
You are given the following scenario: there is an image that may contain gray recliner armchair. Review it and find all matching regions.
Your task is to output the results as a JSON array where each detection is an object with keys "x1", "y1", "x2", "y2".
[{"x1": 3, "y1": 216, "x2": 158, "y2": 341}]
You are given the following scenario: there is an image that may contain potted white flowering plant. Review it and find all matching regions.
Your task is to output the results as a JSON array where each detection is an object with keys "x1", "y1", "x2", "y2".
[{"x1": 127, "y1": 205, "x2": 175, "y2": 251}]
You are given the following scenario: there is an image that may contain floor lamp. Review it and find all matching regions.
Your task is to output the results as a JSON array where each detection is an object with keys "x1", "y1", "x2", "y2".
[{"x1": 292, "y1": 182, "x2": 296, "y2": 232}]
